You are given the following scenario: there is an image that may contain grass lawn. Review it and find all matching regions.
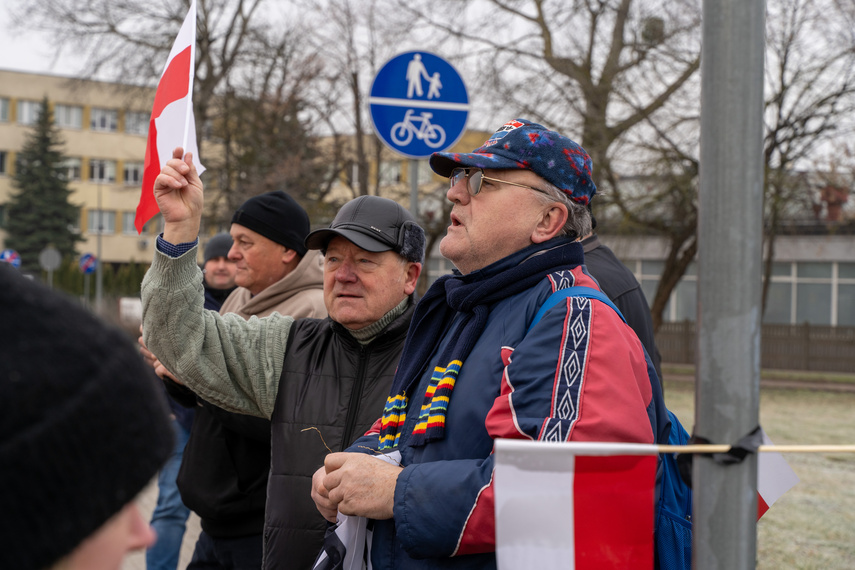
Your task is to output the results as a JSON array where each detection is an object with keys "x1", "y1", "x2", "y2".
[{"x1": 664, "y1": 380, "x2": 855, "y2": 569}]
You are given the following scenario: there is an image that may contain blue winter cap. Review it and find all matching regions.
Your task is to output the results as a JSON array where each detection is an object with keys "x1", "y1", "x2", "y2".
[{"x1": 429, "y1": 118, "x2": 596, "y2": 205}]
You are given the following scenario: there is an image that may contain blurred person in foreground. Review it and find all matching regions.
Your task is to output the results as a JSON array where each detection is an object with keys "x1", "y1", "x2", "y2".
[
  {"x1": 0, "y1": 263, "x2": 173, "y2": 570},
  {"x1": 310, "y1": 119, "x2": 670, "y2": 569},
  {"x1": 140, "y1": 147, "x2": 424, "y2": 569},
  {"x1": 146, "y1": 231, "x2": 237, "y2": 570}
]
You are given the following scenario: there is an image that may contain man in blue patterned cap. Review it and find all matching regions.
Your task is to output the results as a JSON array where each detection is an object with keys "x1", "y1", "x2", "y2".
[{"x1": 311, "y1": 119, "x2": 669, "y2": 569}]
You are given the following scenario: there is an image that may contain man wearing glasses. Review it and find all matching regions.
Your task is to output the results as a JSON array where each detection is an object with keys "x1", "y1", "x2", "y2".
[{"x1": 312, "y1": 119, "x2": 669, "y2": 569}]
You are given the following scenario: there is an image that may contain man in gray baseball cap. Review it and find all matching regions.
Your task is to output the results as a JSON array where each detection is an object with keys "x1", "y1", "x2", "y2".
[
  {"x1": 140, "y1": 147, "x2": 425, "y2": 569},
  {"x1": 305, "y1": 195, "x2": 425, "y2": 264}
]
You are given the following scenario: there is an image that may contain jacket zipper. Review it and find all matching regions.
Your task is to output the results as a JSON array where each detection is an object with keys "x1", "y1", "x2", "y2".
[{"x1": 341, "y1": 344, "x2": 369, "y2": 450}]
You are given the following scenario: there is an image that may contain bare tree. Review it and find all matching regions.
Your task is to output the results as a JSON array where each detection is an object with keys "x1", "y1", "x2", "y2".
[
  {"x1": 206, "y1": 24, "x2": 330, "y2": 228},
  {"x1": 402, "y1": 0, "x2": 703, "y2": 326},
  {"x1": 399, "y1": 0, "x2": 701, "y2": 173},
  {"x1": 300, "y1": 0, "x2": 433, "y2": 208},
  {"x1": 760, "y1": 0, "x2": 855, "y2": 315},
  {"x1": 11, "y1": 0, "x2": 336, "y2": 228},
  {"x1": 10, "y1": 0, "x2": 270, "y2": 151}
]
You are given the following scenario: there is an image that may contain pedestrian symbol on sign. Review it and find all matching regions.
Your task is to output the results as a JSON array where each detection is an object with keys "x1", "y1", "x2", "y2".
[{"x1": 405, "y1": 54, "x2": 444, "y2": 100}]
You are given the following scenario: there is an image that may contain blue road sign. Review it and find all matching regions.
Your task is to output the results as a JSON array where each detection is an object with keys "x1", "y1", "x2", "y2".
[
  {"x1": 369, "y1": 51, "x2": 469, "y2": 159},
  {"x1": 79, "y1": 253, "x2": 97, "y2": 274},
  {"x1": 0, "y1": 249, "x2": 21, "y2": 268}
]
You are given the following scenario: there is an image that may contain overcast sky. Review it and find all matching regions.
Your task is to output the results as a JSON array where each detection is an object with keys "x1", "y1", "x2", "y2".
[{"x1": 0, "y1": 5, "x2": 80, "y2": 75}]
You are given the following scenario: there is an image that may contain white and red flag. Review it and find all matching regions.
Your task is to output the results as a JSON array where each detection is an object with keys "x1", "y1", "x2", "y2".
[
  {"x1": 494, "y1": 440, "x2": 658, "y2": 570},
  {"x1": 494, "y1": 436, "x2": 799, "y2": 569},
  {"x1": 135, "y1": 0, "x2": 205, "y2": 234}
]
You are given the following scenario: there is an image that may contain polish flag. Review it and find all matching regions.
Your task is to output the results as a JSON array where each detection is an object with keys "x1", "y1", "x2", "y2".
[
  {"x1": 494, "y1": 437, "x2": 800, "y2": 569},
  {"x1": 134, "y1": 0, "x2": 205, "y2": 234},
  {"x1": 494, "y1": 440, "x2": 658, "y2": 570}
]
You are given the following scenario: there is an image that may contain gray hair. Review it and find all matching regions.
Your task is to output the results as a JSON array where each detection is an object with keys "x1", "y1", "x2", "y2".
[{"x1": 531, "y1": 181, "x2": 592, "y2": 239}]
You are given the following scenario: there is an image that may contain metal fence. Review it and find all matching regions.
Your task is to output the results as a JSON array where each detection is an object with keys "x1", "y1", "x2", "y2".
[{"x1": 656, "y1": 321, "x2": 855, "y2": 373}]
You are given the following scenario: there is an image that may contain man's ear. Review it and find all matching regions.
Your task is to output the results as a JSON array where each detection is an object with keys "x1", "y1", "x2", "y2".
[
  {"x1": 281, "y1": 248, "x2": 298, "y2": 265},
  {"x1": 403, "y1": 262, "x2": 422, "y2": 295},
  {"x1": 531, "y1": 203, "x2": 569, "y2": 243}
]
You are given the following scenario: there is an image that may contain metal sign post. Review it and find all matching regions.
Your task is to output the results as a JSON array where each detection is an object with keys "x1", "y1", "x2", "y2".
[
  {"x1": 38, "y1": 246, "x2": 61, "y2": 289},
  {"x1": 696, "y1": 0, "x2": 766, "y2": 567}
]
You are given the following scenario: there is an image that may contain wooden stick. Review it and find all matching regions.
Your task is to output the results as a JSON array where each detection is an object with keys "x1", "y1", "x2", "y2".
[{"x1": 658, "y1": 444, "x2": 855, "y2": 454}]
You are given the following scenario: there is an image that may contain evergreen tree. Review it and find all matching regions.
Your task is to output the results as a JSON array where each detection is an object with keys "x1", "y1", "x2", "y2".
[{"x1": 6, "y1": 97, "x2": 82, "y2": 272}]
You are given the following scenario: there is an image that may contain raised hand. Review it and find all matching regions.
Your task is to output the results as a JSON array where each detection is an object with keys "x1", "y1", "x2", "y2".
[{"x1": 154, "y1": 147, "x2": 204, "y2": 243}]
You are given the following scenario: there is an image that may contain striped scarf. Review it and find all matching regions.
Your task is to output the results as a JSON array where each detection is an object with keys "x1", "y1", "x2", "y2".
[{"x1": 378, "y1": 239, "x2": 584, "y2": 450}]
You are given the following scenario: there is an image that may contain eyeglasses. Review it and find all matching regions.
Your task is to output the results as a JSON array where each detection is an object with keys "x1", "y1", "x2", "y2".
[{"x1": 449, "y1": 167, "x2": 551, "y2": 197}]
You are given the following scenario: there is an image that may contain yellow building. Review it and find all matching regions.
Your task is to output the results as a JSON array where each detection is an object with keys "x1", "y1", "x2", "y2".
[
  {"x1": 0, "y1": 68, "x2": 492, "y2": 274},
  {"x1": 0, "y1": 69, "x2": 159, "y2": 266}
]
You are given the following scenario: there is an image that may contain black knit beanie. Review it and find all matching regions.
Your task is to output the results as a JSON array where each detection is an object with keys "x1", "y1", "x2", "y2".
[
  {"x1": 0, "y1": 264, "x2": 174, "y2": 570},
  {"x1": 231, "y1": 191, "x2": 310, "y2": 256}
]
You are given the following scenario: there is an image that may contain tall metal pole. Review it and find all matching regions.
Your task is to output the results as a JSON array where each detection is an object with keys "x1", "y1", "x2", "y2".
[
  {"x1": 409, "y1": 159, "x2": 419, "y2": 218},
  {"x1": 696, "y1": 1, "x2": 765, "y2": 568}
]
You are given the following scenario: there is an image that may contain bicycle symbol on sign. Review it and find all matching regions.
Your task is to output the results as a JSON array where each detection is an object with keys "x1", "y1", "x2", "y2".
[{"x1": 390, "y1": 109, "x2": 447, "y2": 149}]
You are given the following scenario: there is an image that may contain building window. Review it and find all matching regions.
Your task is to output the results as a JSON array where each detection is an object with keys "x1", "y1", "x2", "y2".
[
  {"x1": 0, "y1": 98, "x2": 8, "y2": 122},
  {"x1": 55, "y1": 104, "x2": 83, "y2": 129},
  {"x1": 88, "y1": 210, "x2": 116, "y2": 234},
  {"x1": 59, "y1": 157, "x2": 82, "y2": 181},
  {"x1": 764, "y1": 282, "x2": 793, "y2": 324},
  {"x1": 125, "y1": 111, "x2": 149, "y2": 136},
  {"x1": 838, "y1": 284, "x2": 855, "y2": 327},
  {"x1": 90, "y1": 107, "x2": 118, "y2": 132},
  {"x1": 122, "y1": 212, "x2": 138, "y2": 235},
  {"x1": 89, "y1": 159, "x2": 117, "y2": 183},
  {"x1": 796, "y1": 282, "x2": 832, "y2": 325},
  {"x1": 124, "y1": 161, "x2": 144, "y2": 186},
  {"x1": 17, "y1": 100, "x2": 42, "y2": 125},
  {"x1": 0, "y1": 151, "x2": 6, "y2": 175}
]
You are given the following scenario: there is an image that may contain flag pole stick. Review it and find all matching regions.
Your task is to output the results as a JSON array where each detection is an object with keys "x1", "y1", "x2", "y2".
[
  {"x1": 183, "y1": 0, "x2": 197, "y2": 152},
  {"x1": 659, "y1": 444, "x2": 855, "y2": 454}
]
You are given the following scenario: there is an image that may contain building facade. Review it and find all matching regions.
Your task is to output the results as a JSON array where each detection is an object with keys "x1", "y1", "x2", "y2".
[{"x1": 0, "y1": 69, "x2": 159, "y2": 268}]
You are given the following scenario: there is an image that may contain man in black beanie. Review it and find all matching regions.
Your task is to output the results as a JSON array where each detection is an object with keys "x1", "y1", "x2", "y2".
[
  {"x1": 219, "y1": 190, "x2": 326, "y2": 318},
  {"x1": 0, "y1": 263, "x2": 173, "y2": 570}
]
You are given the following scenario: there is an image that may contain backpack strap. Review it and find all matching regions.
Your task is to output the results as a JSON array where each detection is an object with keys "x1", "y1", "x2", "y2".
[{"x1": 528, "y1": 285, "x2": 626, "y2": 333}]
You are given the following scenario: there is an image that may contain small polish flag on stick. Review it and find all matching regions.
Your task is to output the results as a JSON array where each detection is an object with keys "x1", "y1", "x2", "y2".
[
  {"x1": 494, "y1": 437, "x2": 809, "y2": 569},
  {"x1": 494, "y1": 440, "x2": 659, "y2": 570},
  {"x1": 135, "y1": 0, "x2": 205, "y2": 234}
]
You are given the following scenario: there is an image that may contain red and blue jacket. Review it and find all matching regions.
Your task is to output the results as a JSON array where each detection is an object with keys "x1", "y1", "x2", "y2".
[{"x1": 350, "y1": 241, "x2": 665, "y2": 570}]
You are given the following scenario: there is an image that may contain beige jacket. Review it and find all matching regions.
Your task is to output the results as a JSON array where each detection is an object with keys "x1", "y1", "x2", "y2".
[{"x1": 219, "y1": 249, "x2": 326, "y2": 319}]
